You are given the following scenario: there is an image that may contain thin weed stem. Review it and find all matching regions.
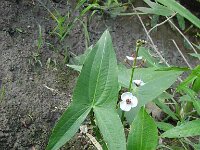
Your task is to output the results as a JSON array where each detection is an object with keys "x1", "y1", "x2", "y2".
[
  {"x1": 171, "y1": 39, "x2": 192, "y2": 69},
  {"x1": 148, "y1": 13, "x2": 177, "y2": 35},
  {"x1": 128, "y1": 45, "x2": 140, "y2": 91}
]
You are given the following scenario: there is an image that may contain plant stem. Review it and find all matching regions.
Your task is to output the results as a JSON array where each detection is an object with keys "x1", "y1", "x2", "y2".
[
  {"x1": 128, "y1": 43, "x2": 140, "y2": 92},
  {"x1": 121, "y1": 40, "x2": 141, "y2": 123}
]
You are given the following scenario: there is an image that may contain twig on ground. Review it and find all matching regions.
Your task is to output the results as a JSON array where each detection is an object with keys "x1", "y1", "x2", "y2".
[
  {"x1": 167, "y1": 17, "x2": 199, "y2": 58},
  {"x1": 148, "y1": 13, "x2": 177, "y2": 35},
  {"x1": 131, "y1": 5, "x2": 170, "y2": 67},
  {"x1": 171, "y1": 39, "x2": 192, "y2": 69},
  {"x1": 86, "y1": 133, "x2": 103, "y2": 150}
]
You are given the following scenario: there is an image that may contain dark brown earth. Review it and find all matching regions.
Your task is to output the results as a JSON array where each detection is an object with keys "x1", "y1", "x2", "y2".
[{"x1": 0, "y1": 0, "x2": 199, "y2": 150}]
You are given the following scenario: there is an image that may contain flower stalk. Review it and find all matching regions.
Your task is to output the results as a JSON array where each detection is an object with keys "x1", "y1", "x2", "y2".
[{"x1": 121, "y1": 40, "x2": 146, "y2": 122}]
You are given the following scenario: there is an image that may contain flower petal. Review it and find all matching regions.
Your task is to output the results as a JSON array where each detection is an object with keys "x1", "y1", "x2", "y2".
[
  {"x1": 130, "y1": 96, "x2": 138, "y2": 108},
  {"x1": 133, "y1": 79, "x2": 145, "y2": 87},
  {"x1": 133, "y1": 80, "x2": 141, "y2": 85},
  {"x1": 126, "y1": 56, "x2": 134, "y2": 61},
  {"x1": 120, "y1": 101, "x2": 132, "y2": 111},
  {"x1": 136, "y1": 56, "x2": 143, "y2": 60},
  {"x1": 140, "y1": 81, "x2": 146, "y2": 86},
  {"x1": 121, "y1": 92, "x2": 133, "y2": 101}
]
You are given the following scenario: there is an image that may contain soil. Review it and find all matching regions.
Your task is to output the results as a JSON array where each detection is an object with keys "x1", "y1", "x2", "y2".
[{"x1": 0, "y1": 0, "x2": 199, "y2": 150}]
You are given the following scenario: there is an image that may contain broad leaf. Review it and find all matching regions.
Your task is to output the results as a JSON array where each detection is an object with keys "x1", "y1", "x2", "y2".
[
  {"x1": 94, "y1": 108, "x2": 125, "y2": 150},
  {"x1": 127, "y1": 107, "x2": 158, "y2": 150},
  {"x1": 71, "y1": 46, "x2": 92, "y2": 65},
  {"x1": 47, "y1": 30, "x2": 126, "y2": 150},
  {"x1": 157, "y1": 0, "x2": 200, "y2": 28},
  {"x1": 161, "y1": 120, "x2": 200, "y2": 138},
  {"x1": 46, "y1": 104, "x2": 91, "y2": 150},
  {"x1": 89, "y1": 30, "x2": 126, "y2": 150}
]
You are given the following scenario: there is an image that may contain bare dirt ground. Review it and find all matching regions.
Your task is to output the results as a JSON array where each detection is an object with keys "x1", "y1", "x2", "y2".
[{"x1": 0, "y1": 0, "x2": 199, "y2": 149}]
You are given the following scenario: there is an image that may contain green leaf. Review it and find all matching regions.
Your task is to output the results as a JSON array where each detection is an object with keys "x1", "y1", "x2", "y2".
[
  {"x1": 157, "y1": 0, "x2": 200, "y2": 28},
  {"x1": 176, "y1": 14, "x2": 185, "y2": 30},
  {"x1": 178, "y1": 85, "x2": 200, "y2": 115},
  {"x1": 177, "y1": 73, "x2": 197, "y2": 92},
  {"x1": 189, "y1": 53, "x2": 200, "y2": 59},
  {"x1": 194, "y1": 44, "x2": 200, "y2": 50},
  {"x1": 193, "y1": 100, "x2": 200, "y2": 115},
  {"x1": 75, "y1": 0, "x2": 87, "y2": 10},
  {"x1": 135, "y1": 0, "x2": 174, "y2": 16},
  {"x1": 138, "y1": 47, "x2": 163, "y2": 67},
  {"x1": 69, "y1": 46, "x2": 93, "y2": 66},
  {"x1": 151, "y1": 15, "x2": 160, "y2": 28},
  {"x1": 89, "y1": 30, "x2": 126, "y2": 150},
  {"x1": 46, "y1": 104, "x2": 91, "y2": 150},
  {"x1": 161, "y1": 120, "x2": 200, "y2": 138},
  {"x1": 67, "y1": 64, "x2": 82, "y2": 72},
  {"x1": 156, "y1": 66, "x2": 190, "y2": 71},
  {"x1": 94, "y1": 108, "x2": 126, "y2": 149},
  {"x1": 154, "y1": 99, "x2": 178, "y2": 120},
  {"x1": 194, "y1": 142, "x2": 200, "y2": 150},
  {"x1": 118, "y1": 65, "x2": 183, "y2": 123},
  {"x1": 192, "y1": 76, "x2": 200, "y2": 93},
  {"x1": 127, "y1": 107, "x2": 158, "y2": 150},
  {"x1": 47, "y1": 30, "x2": 126, "y2": 150},
  {"x1": 156, "y1": 122, "x2": 174, "y2": 131}
]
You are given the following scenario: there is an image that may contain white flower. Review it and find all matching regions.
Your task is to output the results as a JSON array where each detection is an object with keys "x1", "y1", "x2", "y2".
[
  {"x1": 120, "y1": 92, "x2": 138, "y2": 111},
  {"x1": 133, "y1": 79, "x2": 145, "y2": 87},
  {"x1": 136, "y1": 56, "x2": 143, "y2": 60},
  {"x1": 126, "y1": 56, "x2": 143, "y2": 61},
  {"x1": 126, "y1": 56, "x2": 134, "y2": 61}
]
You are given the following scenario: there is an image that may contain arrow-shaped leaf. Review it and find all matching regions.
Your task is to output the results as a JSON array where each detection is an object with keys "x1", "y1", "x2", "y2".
[{"x1": 46, "y1": 30, "x2": 126, "y2": 150}]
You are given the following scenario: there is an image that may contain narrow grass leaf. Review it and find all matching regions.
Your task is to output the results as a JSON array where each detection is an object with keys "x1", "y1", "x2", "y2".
[
  {"x1": 161, "y1": 120, "x2": 200, "y2": 138},
  {"x1": 189, "y1": 53, "x2": 200, "y2": 59},
  {"x1": 157, "y1": 0, "x2": 200, "y2": 28},
  {"x1": 154, "y1": 99, "x2": 178, "y2": 120},
  {"x1": 156, "y1": 122, "x2": 174, "y2": 132},
  {"x1": 135, "y1": 0, "x2": 174, "y2": 16}
]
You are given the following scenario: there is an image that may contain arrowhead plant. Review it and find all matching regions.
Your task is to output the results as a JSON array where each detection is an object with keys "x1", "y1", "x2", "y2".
[
  {"x1": 46, "y1": 30, "x2": 126, "y2": 150},
  {"x1": 46, "y1": 29, "x2": 189, "y2": 150}
]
